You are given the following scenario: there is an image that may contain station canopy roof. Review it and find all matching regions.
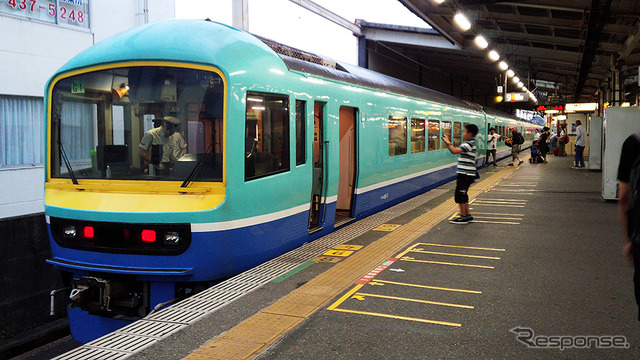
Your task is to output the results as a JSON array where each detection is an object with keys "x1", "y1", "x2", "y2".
[{"x1": 393, "y1": 0, "x2": 640, "y2": 102}]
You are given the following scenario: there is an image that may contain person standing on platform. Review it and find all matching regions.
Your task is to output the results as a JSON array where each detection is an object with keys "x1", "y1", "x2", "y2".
[
  {"x1": 558, "y1": 125, "x2": 568, "y2": 157},
  {"x1": 508, "y1": 129, "x2": 524, "y2": 166},
  {"x1": 486, "y1": 127, "x2": 501, "y2": 167},
  {"x1": 617, "y1": 132, "x2": 640, "y2": 320},
  {"x1": 534, "y1": 129, "x2": 541, "y2": 141},
  {"x1": 574, "y1": 120, "x2": 587, "y2": 168},
  {"x1": 538, "y1": 127, "x2": 550, "y2": 163},
  {"x1": 443, "y1": 124, "x2": 478, "y2": 225}
]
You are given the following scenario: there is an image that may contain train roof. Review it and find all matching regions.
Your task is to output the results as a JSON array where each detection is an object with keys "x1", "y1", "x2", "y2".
[
  {"x1": 482, "y1": 106, "x2": 519, "y2": 121},
  {"x1": 278, "y1": 54, "x2": 481, "y2": 112},
  {"x1": 257, "y1": 36, "x2": 481, "y2": 112},
  {"x1": 50, "y1": 19, "x2": 537, "y2": 124}
]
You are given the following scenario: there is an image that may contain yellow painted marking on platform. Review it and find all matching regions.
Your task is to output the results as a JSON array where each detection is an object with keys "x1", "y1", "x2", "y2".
[
  {"x1": 497, "y1": 184, "x2": 537, "y2": 187},
  {"x1": 473, "y1": 216, "x2": 522, "y2": 221},
  {"x1": 488, "y1": 189, "x2": 536, "y2": 192},
  {"x1": 373, "y1": 279, "x2": 481, "y2": 294},
  {"x1": 351, "y1": 295, "x2": 366, "y2": 301},
  {"x1": 326, "y1": 284, "x2": 363, "y2": 311},
  {"x1": 477, "y1": 198, "x2": 528, "y2": 202},
  {"x1": 474, "y1": 200, "x2": 527, "y2": 205},
  {"x1": 473, "y1": 212, "x2": 525, "y2": 217},
  {"x1": 312, "y1": 256, "x2": 342, "y2": 263},
  {"x1": 471, "y1": 203, "x2": 525, "y2": 208},
  {"x1": 401, "y1": 257, "x2": 495, "y2": 269},
  {"x1": 473, "y1": 220, "x2": 521, "y2": 225},
  {"x1": 184, "y1": 158, "x2": 522, "y2": 360},
  {"x1": 372, "y1": 224, "x2": 402, "y2": 232},
  {"x1": 394, "y1": 243, "x2": 424, "y2": 259},
  {"x1": 418, "y1": 243, "x2": 505, "y2": 252},
  {"x1": 410, "y1": 250, "x2": 501, "y2": 260},
  {"x1": 330, "y1": 308, "x2": 462, "y2": 327},
  {"x1": 355, "y1": 292, "x2": 474, "y2": 309},
  {"x1": 323, "y1": 250, "x2": 354, "y2": 257},
  {"x1": 334, "y1": 244, "x2": 364, "y2": 251},
  {"x1": 449, "y1": 212, "x2": 522, "y2": 221}
]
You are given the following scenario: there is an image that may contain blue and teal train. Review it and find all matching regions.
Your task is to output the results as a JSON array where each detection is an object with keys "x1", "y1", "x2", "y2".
[{"x1": 44, "y1": 19, "x2": 540, "y2": 342}]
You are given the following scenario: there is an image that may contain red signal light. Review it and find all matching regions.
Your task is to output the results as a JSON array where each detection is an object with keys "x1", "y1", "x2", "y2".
[
  {"x1": 83, "y1": 226, "x2": 95, "y2": 239},
  {"x1": 141, "y1": 229, "x2": 156, "y2": 243}
]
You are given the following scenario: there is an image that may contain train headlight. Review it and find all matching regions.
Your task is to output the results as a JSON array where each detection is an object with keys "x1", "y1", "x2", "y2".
[
  {"x1": 63, "y1": 226, "x2": 77, "y2": 238},
  {"x1": 164, "y1": 232, "x2": 180, "y2": 245}
]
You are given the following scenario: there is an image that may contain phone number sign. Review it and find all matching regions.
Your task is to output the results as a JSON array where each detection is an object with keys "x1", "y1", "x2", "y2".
[{"x1": 1, "y1": 0, "x2": 88, "y2": 29}]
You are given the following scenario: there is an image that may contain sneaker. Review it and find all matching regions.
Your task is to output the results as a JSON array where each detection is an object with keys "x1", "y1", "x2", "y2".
[
  {"x1": 493, "y1": 163, "x2": 498, "y2": 167},
  {"x1": 518, "y1": 160, "x2": 524, "y2": 165},
  {"x1": 508, "y1": 163, "x2": 514, "y2": 166},
  {"x1": 449, "y1": 215, "x2": 472, "y2": 224}
]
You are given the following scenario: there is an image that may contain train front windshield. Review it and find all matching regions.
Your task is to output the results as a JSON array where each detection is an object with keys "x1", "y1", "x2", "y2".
[{"x1": 50, "y1": 66, "x2": 224, "y2": 182}]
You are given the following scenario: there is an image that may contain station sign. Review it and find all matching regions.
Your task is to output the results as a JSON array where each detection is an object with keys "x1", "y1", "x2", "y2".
[
  {"x1": 515, "y1": 109, "x2": 535, "y2": 121},
  {"x1": 1, "y1": 0, "x2": 89, "y2": 29},
  {"x1": 565, "y1": 103, "x2": 598, "y2": 112},
  {"x1": 505, "y1": 92, "x2": 529, "y2": 102}
]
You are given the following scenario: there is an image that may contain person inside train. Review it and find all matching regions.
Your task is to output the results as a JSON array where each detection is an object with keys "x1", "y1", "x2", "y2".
[
  {"x1": 443, "y1": 123, "x2": 478, "y2": 225},
  {"x1": 138, "y1": 116, "x2": 187, "y2": 174}
]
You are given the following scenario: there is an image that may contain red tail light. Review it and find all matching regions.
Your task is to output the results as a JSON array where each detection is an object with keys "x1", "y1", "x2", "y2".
[
  {"x1": 141, "y1": 229, "x2": 156, "y2": 243},
  {"x1": 83, "y1": 226, "x2": 94, "y2": 239}
]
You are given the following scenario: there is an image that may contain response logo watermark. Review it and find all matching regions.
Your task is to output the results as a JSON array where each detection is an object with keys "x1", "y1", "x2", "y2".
[{"x1": 510, "y1": 327, "x2": 630, "y2": 351}]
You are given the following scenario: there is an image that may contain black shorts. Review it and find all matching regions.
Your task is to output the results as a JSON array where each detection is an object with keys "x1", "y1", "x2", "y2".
[{"x1": 455, "y1": 174, "x2": 475, "y2": 204}]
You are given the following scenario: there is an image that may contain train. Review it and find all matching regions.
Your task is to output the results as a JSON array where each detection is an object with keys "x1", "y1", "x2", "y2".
[{"x1": 44, "y1": 19, "x2": 541, "y2": 342}]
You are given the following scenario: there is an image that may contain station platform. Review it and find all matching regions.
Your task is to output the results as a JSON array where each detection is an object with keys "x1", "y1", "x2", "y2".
[{"x1": 44, "y1": 155, "x2": 640, "y2": 360}]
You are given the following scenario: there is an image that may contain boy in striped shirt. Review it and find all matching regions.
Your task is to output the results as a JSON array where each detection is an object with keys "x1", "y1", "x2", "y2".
[{"x1": 443, "y1": 123, "x2": 479, "y2": 224}]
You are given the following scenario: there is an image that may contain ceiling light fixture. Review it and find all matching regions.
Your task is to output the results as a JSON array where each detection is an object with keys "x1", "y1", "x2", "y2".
[
  {"x1": 474, "y1": 35, "x2": 488, "y2": 49},
  {"x1": 488, "y1": 50, "x2": 500, "y2": 62},
  {"x1": 498, "y1": 61, "x2": 508, "y2": 71},
  {"x1": 453, "y1": 12, "x2": 472, "y2": 31}
]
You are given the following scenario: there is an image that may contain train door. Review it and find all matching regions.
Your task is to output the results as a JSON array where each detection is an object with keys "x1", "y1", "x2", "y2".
[
  {"x1": 336, "y1": 106, "x2": 357, "y2": 225},
  {"x1": 308, "y1": 101, "x2": 326, "y2": 231}
]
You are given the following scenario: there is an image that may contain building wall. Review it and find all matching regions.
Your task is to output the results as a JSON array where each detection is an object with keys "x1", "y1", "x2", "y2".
[
  {"x1": 0, "y1": 0, "x2": 175, "y2": 339},
  {"x1": 0, "y1": 0, "x2": 175, "y2": 219}
]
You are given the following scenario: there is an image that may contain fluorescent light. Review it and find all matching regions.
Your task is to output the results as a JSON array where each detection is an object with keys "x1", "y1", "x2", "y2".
[
  {"x1": 506, "y1": 69, "x2": 515, "y2": 77},
  {"x1": 247, "y1": 97, "x2": 263, "y2": 102},
  {"x1": 488, "y1": 50, "x2": 500, "y2": 62},
  {"x1": 517, "y1": 81, "x2": 524, "y2": 88},
  {"x1": 453, "y1": 12, "x2": 472, "y2": 31},
  {"x1": 252, "y1": 106, "x2": 266, "y2": 110},
  {"x1": 474, "y1": 35, "x2": 488, "y2": 49},
  {"x1": 431, "y1": 0, "x2": 445, "y2": 4},
  {"x1": 512, "y1": 76, "x2": 520, "y2": 83},
  {"x1": 498, "y1": 61, "x2": 508, "y2": 71}
]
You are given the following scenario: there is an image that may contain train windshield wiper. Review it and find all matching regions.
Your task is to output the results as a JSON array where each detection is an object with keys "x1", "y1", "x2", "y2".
[
  {"x1": 58, "y1": 140, "x2": 79, "y2": 185},
  {"x1": 180, "y1": 143, "x2": 213, "y2": 188}
]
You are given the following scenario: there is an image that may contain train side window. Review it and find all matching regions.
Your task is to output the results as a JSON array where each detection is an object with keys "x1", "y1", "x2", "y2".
[
  {"x1": 245, "y1": 92, "x2": 290, "y2": 181},
  {"x1": 442, "y1": 121, "x2": 452, "y2": 146},
  {"x1": 411, "y1": 118, "x2": 425, "y2": 153},
  {"x1": 453, "y1": 122, "x2": 462, "y2": 147},
  {"x1": 427, "y1": 120, "x2": 440, "y2": 151},
  {"x1": 388, "y1": 116, "x2": 407, "y2": 156},
  {"x1": 295, "y1": 100, "x2": 306, "y2": 166}
]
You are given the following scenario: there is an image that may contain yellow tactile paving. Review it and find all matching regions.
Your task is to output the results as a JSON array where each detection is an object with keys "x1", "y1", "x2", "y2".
[
  {"x1": 263, "y1": 292, "x2": 330, "y2": 318},
  {"x1": 183, "y1": 164, "x2": 522, "y2": 360}
]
